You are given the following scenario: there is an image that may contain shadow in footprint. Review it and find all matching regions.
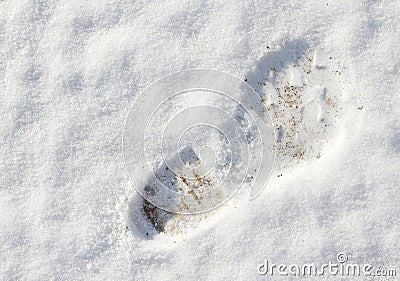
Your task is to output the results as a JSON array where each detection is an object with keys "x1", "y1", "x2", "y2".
[
  {"x1": 245, "y1": 39, "x2": 310, "y2": 95},
  {"x1": 128, "y1": 147, "x2": 208, "y2": 239},
  {"x1": 128, "y1": 195, "x2": 174, "y2": 240}
]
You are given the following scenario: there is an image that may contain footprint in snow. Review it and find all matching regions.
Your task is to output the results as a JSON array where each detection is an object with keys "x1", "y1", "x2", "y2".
[{"x1": 127, "y1": 40, "x2": 343, "y2": 239}]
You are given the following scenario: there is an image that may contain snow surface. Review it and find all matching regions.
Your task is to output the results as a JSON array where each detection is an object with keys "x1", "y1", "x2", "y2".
[{"x1": 0, "y1": 0, "x2": 399, "y2": 280}]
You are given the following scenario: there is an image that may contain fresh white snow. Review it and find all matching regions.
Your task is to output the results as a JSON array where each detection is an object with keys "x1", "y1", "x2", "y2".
[{"x1": 0, "y1": 0, "x2": 399, "y2": 280}]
